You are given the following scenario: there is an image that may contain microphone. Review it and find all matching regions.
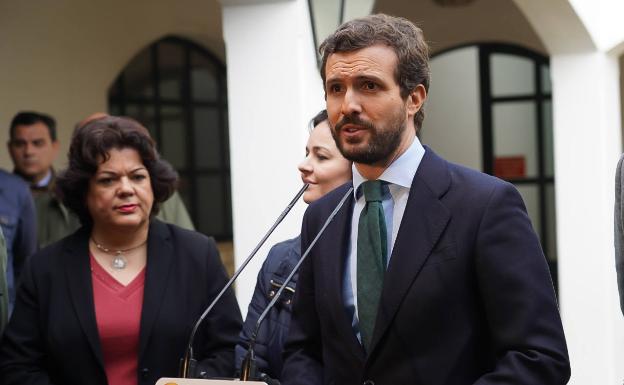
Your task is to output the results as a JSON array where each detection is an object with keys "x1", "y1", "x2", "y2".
[
  {"x1": 179, "y1": 183, "x2": 309, "y2": 378},
  {"x1": 240, "y1": 186, "x2": 354, "y2": 381}
]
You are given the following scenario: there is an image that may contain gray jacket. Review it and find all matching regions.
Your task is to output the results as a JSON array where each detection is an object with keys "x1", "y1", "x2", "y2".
[{"x1": 615, "y1": 154, "x2": 624, "y2": 315}]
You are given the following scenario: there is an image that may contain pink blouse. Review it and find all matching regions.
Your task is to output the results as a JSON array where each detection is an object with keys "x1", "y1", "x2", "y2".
[{"x1": 91, "y1": 254, "x2": 146, "y2": 385}]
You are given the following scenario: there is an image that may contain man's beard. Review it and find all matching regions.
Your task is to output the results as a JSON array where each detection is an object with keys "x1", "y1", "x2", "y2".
[{"x1": 331, "y1": 107, "x2": 407, "y2": 165}]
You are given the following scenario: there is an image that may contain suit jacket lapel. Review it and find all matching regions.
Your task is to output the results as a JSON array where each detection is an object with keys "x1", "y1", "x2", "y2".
[
  {"x1": 324, "y1": 186, "x2": 367, "y2": 360},
  {"x1": 368, "y1": 149, "x2": 452, "y2": 354},
  {"x1": 64, "y1": 227, "x2": 106, "y2": 370},
  {"x1": 138, "y1": 219, "x2": 175, "y2": 360}
]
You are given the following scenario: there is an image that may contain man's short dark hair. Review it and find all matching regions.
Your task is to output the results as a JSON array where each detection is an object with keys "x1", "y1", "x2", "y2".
[
  {"x1": 319, "y1": 14, "x2": 430, "y2": 130},
  {"x1": 56, "y1": 116, "x2": 178, "y2": 226},
  {"x1": 10, "y1": 111, "x2": 57, "y2": 141}
]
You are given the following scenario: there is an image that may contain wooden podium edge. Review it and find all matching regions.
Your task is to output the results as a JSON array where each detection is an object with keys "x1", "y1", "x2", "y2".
[{"x1": 156, "y1": 378, "x2": 267, "y2": 384}]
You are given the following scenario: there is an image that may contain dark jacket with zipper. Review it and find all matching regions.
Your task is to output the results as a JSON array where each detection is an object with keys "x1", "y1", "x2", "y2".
[{"x1": 236, "y1": 236, "x2": 300, "y2": 381}]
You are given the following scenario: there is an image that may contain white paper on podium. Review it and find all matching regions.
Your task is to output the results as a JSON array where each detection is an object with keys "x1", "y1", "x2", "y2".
[{"x1": 155, "y1": 378, "x2": 267, "y2": 384}]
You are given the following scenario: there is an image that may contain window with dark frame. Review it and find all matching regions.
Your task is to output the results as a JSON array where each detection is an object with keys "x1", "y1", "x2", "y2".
[
  {"x1": 429, "y1": 43, "x2": 557, "y2": 290},
  {"x1": 108, "y1": 36, "x2": 232, "y2": 241},
  {"x1": 477, "y1": 44, "x2": 557, "y2": 290}
]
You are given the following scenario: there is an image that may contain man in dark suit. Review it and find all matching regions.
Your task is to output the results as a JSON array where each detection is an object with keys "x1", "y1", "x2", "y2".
[{"x1": 281, "y1": 14, "x2": 570, "y2": 385}]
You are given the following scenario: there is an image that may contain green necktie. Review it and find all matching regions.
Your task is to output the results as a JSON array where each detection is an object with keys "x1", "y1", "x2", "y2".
[{"x1": 357, "y1": 180, "x2": 388, "y2": 351}]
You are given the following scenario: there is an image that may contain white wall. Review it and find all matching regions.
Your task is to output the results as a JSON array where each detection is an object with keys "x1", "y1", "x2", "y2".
[
  {"x1": 0, "y1": 0, "x2": 225, "y2": 170},
  {"x1": 551, "y1": 52, "x2": 624, "y2": 385},
  {"x1": 376, "y1": 0, "x2": 547, "y2": 55},
  {"x1": 514, "y1": 1, "x2": 624, "y2": 383},
  {"x1": 621, "y1": 54, "x2": 624, "y2": 144},
  {"x1": 420, "y1": 46, "x2": 482, "y2": 170},
  {"x1": 568, "y1": 0, "x2": 624, "y2": 53}
]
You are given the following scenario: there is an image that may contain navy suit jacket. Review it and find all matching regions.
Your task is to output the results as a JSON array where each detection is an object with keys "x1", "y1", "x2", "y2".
[
  {"x1": 282, "y1": 148, "x2": 570, "y2": 385},
  {"x1": 0, "y1": 220, "x2": 242, "y2": 385}
]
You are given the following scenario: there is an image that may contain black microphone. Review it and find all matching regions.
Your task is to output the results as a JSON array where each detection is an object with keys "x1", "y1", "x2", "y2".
[
  {"x1": 179, "y1": 183, "x2": 309, "y2": 378},
  {"x1": 240, "y1": 186, "x2": 354, "y2": 381}
]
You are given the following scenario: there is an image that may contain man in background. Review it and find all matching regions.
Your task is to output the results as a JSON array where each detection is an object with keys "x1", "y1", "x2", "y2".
[
  {"x1": 8, "y1": 111, "x2": 80, "y2": 248},
  {"x1": 0, "y1": 169, "x2": 37, "y2": 311}
]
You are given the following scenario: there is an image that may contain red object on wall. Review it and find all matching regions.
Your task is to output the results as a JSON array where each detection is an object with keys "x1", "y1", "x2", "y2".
[{"x1": 494, "y1": 156, "x2": 526, "y2": 179}]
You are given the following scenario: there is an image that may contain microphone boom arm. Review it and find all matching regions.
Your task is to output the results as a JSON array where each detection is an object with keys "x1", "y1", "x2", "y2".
[
  {"x1": 240, "y1": 187, "x2": 354, "y2": 381},
  {"x1": 180, "y1": 183, "x2": 309, "y2": 378}
]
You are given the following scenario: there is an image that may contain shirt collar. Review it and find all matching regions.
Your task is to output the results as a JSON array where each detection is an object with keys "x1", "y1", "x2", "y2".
[
  {"x1": 352, "y1": 136, "x2": 426, "y2": 198},
  {"x1": 35, "y1": 169, "x2": 53, "y2": 188}
]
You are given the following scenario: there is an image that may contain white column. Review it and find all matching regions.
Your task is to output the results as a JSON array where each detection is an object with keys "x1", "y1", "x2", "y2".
[
  {"x1": 220, "y1": 0, "x2": 325, "y2": 315},
  {"x1": 552, "y1": 51, "x2": 624, "y2": 384},
  {"x1": 513, "y1": 1, "x2": 624, "y2": 381}
]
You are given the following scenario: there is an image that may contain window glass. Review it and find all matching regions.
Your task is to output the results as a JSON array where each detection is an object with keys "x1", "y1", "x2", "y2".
[
  {"x1": 224, "y1": 112, "x2": 230, "y2": 168},
  {"x1": 542, "y1": 100, "x2": 554, "y2": 177},
  {"x1": 422, "y1": 46, "x2": 482, "y2": 170},
  {"x1": 191, "y1": 52, "x2": 219, "y2": 101},
  {"x1": 125, "y1": 104, "x2": 156, "y2": 139},
  {"x1": 193, "y1": 108, "x2": 221, "y2": 168},
  {"x1": 310, "y1": 0, "x2": 342, "y2": 50},
  {"x1": 343, "y1": 0, "x2": 375, "y2": 22},
  {"x1": 541, "y1": 65, "x2": 551, "y2": 94},
  {"x1": 160, "y1": 106, "x2": 186, "y2": 168},
  {"x1": 515, "y1": 184, "x2": 541, "y2": 236},
  {"x1": 109, "y1": 79, "x2": 121, "y2": 99},
  {"x1": 196, "y1": 175, "x2": 225, "y2": 236},
  {"x1": 109, "y1": 103, "x2": 122, "y2": 117},
  {"x1": 158, "y1": 42, "x2": 184, "y2": 100},
  {"x1": 490, "y1": 53, "x2": 535, "y2": 97},
  {"x1": 492, "y1": 101, "x2": 537, "y2": 178},
  {"x1": 545, "y1": 184, "x2": 557, "y2": 262},
  {"x1": 125, "y1": 49, "x2": 154, "y2": 99}
]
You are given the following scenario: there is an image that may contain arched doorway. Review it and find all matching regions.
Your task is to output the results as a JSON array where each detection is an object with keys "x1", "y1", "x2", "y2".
[{"x1": 108, "y1": 36, "x2": 232, "y2": 249}]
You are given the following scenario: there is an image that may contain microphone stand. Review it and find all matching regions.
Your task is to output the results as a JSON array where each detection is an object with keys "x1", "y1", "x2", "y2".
[
  {"x1": 240, "y1": 187, "x2": 354, "y2": 381},
  {"x1": 179, "y1": 183, "x2": 309, "y2": 378}
]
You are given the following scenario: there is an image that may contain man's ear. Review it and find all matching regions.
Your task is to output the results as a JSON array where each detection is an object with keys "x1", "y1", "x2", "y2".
[{"x1": 407, "y1": 84, "x2": 427, "y2": 116}]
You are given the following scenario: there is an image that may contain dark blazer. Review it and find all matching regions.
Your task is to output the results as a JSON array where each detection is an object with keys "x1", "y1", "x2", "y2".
[
  {"x1": 0, "y1": 219, "x2": 242, "y2": 385},
  {"x1": 282, "y1": 148, "x2": 570, "y2": 385}
]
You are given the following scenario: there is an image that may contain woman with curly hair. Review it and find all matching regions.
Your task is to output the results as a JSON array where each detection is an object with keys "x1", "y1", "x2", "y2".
[{"x1": 0, "y1": 115, "x2": 242, "y2": 385}]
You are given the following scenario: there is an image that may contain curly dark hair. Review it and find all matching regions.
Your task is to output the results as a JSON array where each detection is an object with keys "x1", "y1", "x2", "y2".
[
  {"x1": 319, "y1": 14, "x2": 430, "y2": 130},
  {"x1": 56, "y1": 115, "x2": 178, "y2": 226}
]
